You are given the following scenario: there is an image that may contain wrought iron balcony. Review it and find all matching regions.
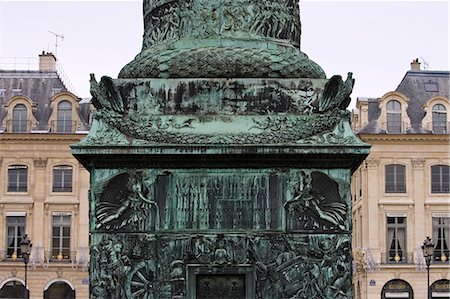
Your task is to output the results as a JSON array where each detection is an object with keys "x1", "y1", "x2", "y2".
[
  {"x1": 381, "y1": 252, "x2": 414, "y2": 264},
  {"x1": 426, "y1": 121, "x2": 450, "y2": 134},
  {"x1": 6, "y1": 120, "x2": 33, "y2": 133},
  {"x1": 381, "y1": 121, "x2": 409, "y2": 134},
  {"x1": 51, "y1": 120, "x2": 77, "y2": 133}
]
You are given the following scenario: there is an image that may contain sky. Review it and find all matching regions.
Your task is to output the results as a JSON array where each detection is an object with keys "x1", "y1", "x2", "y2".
[{"x1": 0, "y1": 0, "x2": 449, "y2": 109}]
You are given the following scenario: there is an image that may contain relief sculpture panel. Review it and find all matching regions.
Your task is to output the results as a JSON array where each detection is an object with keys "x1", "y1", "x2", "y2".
[
  {"x1": 89, "y1": 232, "x2": 352, "y2": 299},
  {"x1": 88, "y1": 168, "x2": 353, "y2": 298}
]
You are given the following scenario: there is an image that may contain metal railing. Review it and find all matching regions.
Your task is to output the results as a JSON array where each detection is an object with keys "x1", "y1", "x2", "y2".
[
  {"x1": 50, "y1": 120, "x2": 77, "y2": 133},
  {"x1": 0, "y1": 56, "x2": 77, "y2": 94},
  {"x1": 426, "y1": 121, "x2": 450, "y2": 134},
  {"x1": 381, "y1": 252, "x2": 414, "y2": 264},
  {"x1": 381, "y1": 121, "x2": 409, "y2": 134},
  {"x1": 5, "y1": 120, "x2": 33, "y2": 133}
]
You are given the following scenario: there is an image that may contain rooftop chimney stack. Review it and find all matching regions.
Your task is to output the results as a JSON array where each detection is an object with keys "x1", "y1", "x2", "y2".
[
  {"x1": 410, "y1": 58, "x2": 421, "y2": 71},
  {"x1": 39, "y1": 51, "x2": 57, "y2": 72}
]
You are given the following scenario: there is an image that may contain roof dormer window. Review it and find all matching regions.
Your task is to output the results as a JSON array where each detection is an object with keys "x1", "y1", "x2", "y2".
[
  {"x1": 424, "y1": 81, "x2": 439, "y2": 92},
  {"x1": 387, "y1": 100, "x2": 402, "y2": 133},
  {"x1": 11, "y1": 89, "x2": 22, "y2": 97},
  {"x1": 12, "y1": 104, "x2": 28, "y2": 133},
  {"x1": 432, "y1": 104, "x2": 447, "y2": 134},
  {"x1": 51, "y1": 88, "x2": 62, "y2": 97}
]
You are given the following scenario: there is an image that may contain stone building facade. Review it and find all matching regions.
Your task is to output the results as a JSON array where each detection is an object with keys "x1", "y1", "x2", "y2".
[
  {"x1": 0, "y1": 53, "x2": 91, "y2": 299},
  {"x1": 351, "y1": 60, "x2": 450, "y2": 299}
]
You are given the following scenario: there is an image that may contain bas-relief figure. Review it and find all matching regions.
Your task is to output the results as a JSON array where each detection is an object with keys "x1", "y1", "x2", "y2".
[{"x1": 71, "y1": 0, "x2": 370, "y2": 298}]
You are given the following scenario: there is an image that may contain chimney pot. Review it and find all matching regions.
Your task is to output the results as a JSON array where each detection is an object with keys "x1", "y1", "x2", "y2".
[
  {"x1": 410, "y1": 58, "x2": 421, "y2": 71},
  {"x1": 39, "y1": 52, "x2": 57, "y2": 72}
]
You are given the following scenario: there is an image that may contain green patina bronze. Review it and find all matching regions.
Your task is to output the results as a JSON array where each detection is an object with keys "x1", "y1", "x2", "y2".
[{"x1": 72, "y1": 0, "x2": 370, "y2": 298}]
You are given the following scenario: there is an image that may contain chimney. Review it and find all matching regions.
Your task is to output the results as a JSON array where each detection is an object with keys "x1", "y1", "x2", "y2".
[
  {"x1": 39, "y1": 51, "x2": 57, "y2": 72},
  {"x1": 410, "y1": 58, "x2": 421, "y2": 71}
]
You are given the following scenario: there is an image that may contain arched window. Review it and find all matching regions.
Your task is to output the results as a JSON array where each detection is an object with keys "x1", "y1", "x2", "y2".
[
  {"x1": 56, "y1": 101, "x2": 72, "y2": 133},
  {"x1": 432, "y1": 104, "x2": 447, "y2": 134},
  {"x1": 387, "y1": 100, "x2": 402, "y2": 133},
  {"x1": 7, "y1": 165, "x2": 28, "y2": 192},
  {"x1": 381, "y1": 279, "x2": 413, "y2": 298},
  {"x1": 431, "y1": 165, "x2": 450, "y2": 193},
  {"x1": 385, "y1": 164, "x2": 406, "y2": 193},
  {"x1": 44, "y1": 281, "x2": 75, "y2": 299},
  {"x1": 431, "y1": 279, "x2": 450, "y2": 299},
  {"x1": 0, "y1": 280, "x2": 27, "y2": 298},
  {"x1": 53, "y1": 165, "x2": 73, "y2": 192},
  {"x1": 12, "y1": 104, "x2": 27, "y2": 133}
]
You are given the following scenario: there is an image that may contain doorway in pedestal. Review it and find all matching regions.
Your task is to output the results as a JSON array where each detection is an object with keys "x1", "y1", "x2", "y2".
[{"x1": 196, "y1": 274, "x2": 245, "y2": 299}]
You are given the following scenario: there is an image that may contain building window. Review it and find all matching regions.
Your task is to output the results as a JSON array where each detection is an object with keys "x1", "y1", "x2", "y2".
[
  {"x1": 424, "y1": 81, "x2": 439, "y2": 92},
  {"x1": 53, "y1": 166, "x2": 73, "y2": 192},
  {"x1": 7, "y1": 165, "x2": 28, "y2": 192},
  {"x1": 56, "y1": 101, "x2": 72, "y2": 133},
  {"x1": 6, "y1": 216, "x2": 26, "y2": 258},
  {"x1": 12, "y1": 104, "x2": 27, "y2": 133},
  {"x1": 51, "y1": 214, "x2": 71, "y2": 260},
  {"x1": 387, "y1": 216, "x2": 406, "y2": 263},
  {"x1": 385, "y1": 164, "x2": 406, "y2": 193},
  {"x1": 44, "y1": 281, "x2": 75, "y2": 299},
  {"x1": 433, "y1": 217, "x2": 449, "y2": 262},
  {"x1": 0, "y1": 89, "x2": 5, "y2": 98},
  {"x1": 431, "y1": 165, "x2": 450, "y2": 193},
  {"x1": 11, "y1": 89, "x2": 21, "y2": 96},
  {"x1": 432, "y1": 104, "x2": 447, "y2": 134},
  {"x1": 0, "y1": 280, "x2": 27, "y2": 298},
  {"x1": 51, "y1": 88, "x2": 62, "y2": 97},
  {"x1": 387, "y1": 100, "x2": 402, "y2": 133}
]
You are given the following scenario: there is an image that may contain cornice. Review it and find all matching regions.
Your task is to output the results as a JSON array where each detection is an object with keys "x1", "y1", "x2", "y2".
[
  {"x1": 359, "y1": 134, "x2": 450, "y2": 144},
  {"x1": 0, "y1": 133, "x2": 86, "y2": 143}
]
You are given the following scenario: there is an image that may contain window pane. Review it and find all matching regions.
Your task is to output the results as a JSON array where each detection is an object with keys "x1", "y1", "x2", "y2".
[
  {"x1": 385, "y1": 164, "x2": 406, "y2": 193},
  {"x1": 387, "y1": 216, "x2": 407, "y2": 263},
  {"x1": 6, "y1": 216, "x2": 26, "y2": 258},
  {"x1": 12, "y1": 104, "x2": 27, "y2": 133},
  {"x1": 62, "y1": 227, "x2": 70, "y2": 236},
  {"x1": 53, "y1": 166, "x2": 73, "y2": 192},
  {"x1": 7, "y1": 166, "x2": 27, "y2": 192},
  {"x1": 431, "y1": 165, "x2": 450, "y2": 193},
  {"x1": 57, "y1": 101, "x2": 72, "y2": 133}
]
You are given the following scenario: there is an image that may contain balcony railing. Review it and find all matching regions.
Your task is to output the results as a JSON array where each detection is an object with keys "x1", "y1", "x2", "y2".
[
  {"x1": 426, "y1": 121, "x2": 450, "y2": 134},
  {"x1": 5, "y1": 120, "x2": 33, "y2": 133},
  {"x1": 381, "y1": 252, "x2": 414, "y2": 264},
  {"x1": 50, "y1": 120, "x2": 77, "y2": 133},
  {"x1": 381, "y1": 121, "x2": 409, "y2": 134}
]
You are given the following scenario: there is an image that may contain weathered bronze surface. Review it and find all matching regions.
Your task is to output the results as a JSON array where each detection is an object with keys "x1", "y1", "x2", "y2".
[{"x1": 72, "y1": 0, "x2": 370, "y2": 298}]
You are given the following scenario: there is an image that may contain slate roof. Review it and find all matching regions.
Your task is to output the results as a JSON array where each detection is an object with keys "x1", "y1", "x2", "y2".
[
  {"x1": 0, "y1": 69, "x2": 91, "y2": 132},
  {"x1": 359, "y1": 69, "x2": 450, "y2": 134}
]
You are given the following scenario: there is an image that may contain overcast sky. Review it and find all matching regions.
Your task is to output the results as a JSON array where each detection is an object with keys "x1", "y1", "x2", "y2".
[{"x1": 0, "y1": 0, "x2": 449, "y2": 108}]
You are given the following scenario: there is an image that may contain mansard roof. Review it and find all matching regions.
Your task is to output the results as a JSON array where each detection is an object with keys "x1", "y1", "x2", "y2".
[
  {"x1": 0, "y1": 69, "x2": 91, "y2": 132},
  {"x1": 358, "y1": 69, "x2": 450, "y2": 135}
]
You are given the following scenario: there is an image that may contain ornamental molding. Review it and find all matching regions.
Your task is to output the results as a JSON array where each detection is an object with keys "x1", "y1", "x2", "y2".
[
  {"x1": 359, "y1": 134, "x2": 450, "y2": 144},
  {"x1": 411, "y1": 159, "x2": 425, "y2": 169},
  {"x1": 0, "y1": 134, "x2": 86, "y2": 142},
  {"x1": 365, "y1": 159, "x2": 379, "y2": 169},
  {"x1": 33, "y1": 158, "x2": 48, "y2": 168}
]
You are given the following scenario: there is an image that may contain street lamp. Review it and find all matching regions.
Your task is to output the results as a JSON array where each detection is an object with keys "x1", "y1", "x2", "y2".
[
  {"x1": 422, "y1": 236, "x2": 435, "y2": 299},
  {"x1": 20, "y1": 234, "x2": 32, "y2": 299}
]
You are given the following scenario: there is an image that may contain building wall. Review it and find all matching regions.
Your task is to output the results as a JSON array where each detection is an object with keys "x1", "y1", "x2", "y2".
[
  {"x1": 0, "y1": 134, "x2": 90, "y2": 299},
  {"x1": 351, "y1": 65, "x2": 450, "y2": 299},
  {"x1": 0, "y1": 54, "x2": 91, "y2": 299},
  {"x1": 352, "y1": 137, "x2": 449, "y2": 298}
]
